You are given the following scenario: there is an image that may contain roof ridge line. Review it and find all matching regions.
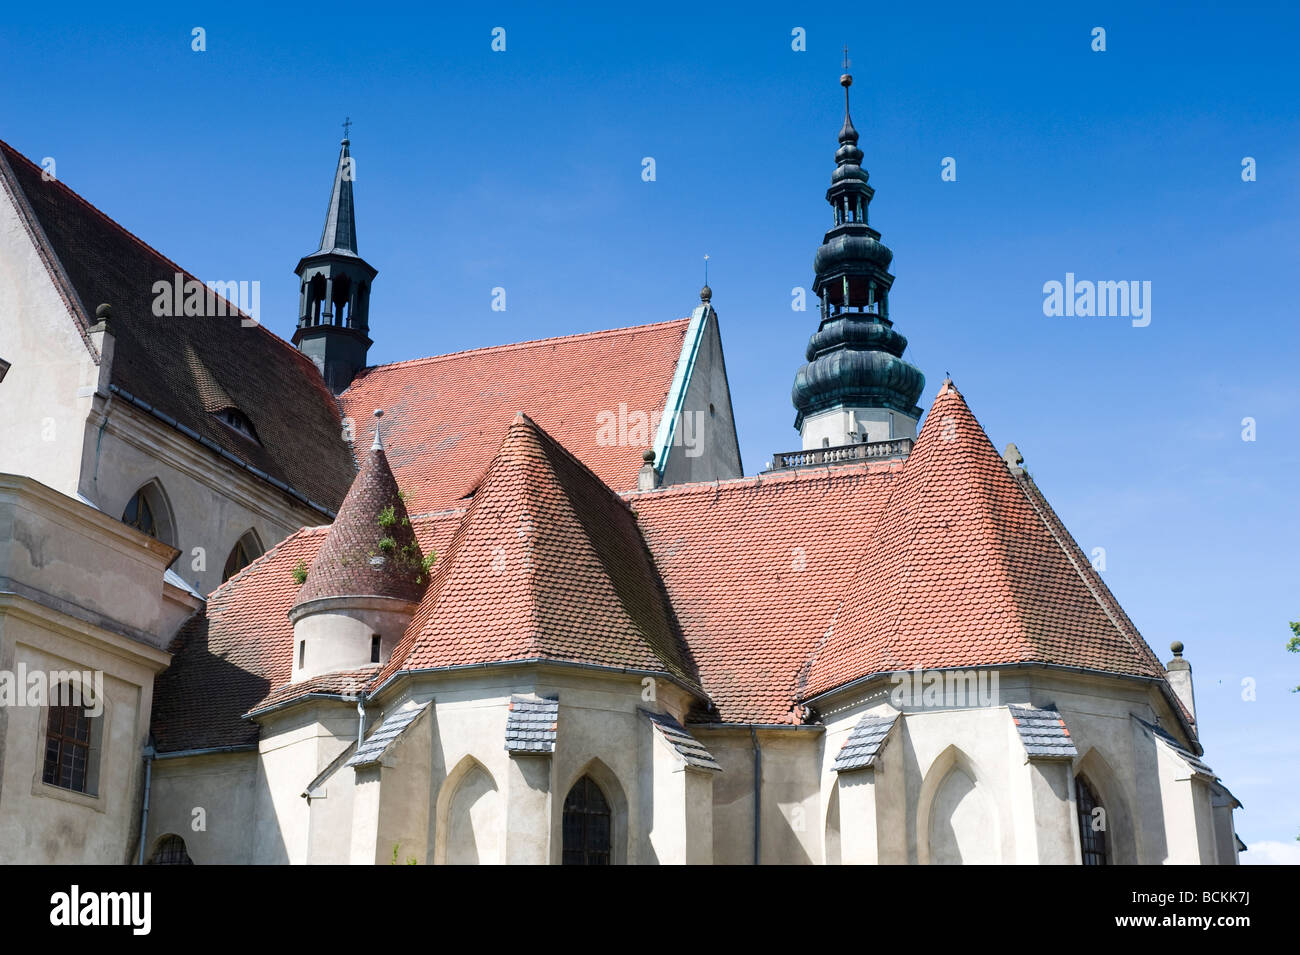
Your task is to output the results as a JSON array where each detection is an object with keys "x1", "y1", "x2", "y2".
[
  {"x1": 1013, "y1": 473, "x2": 1166, "y2": 679},
  {"x1": 347, "y1": 318, "x2": 692, "y2": 379},
  {"x1": 0, "y1": 140, "x2": 337, "y2": 384}
]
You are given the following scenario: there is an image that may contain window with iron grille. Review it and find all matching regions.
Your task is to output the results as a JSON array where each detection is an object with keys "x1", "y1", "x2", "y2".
[
  {"x1": 148, "y1": 834, "x2": 194, "y2": 865},
  {"x1": 43, "y1": 702, "x2": 93, "y2": 793},
  {"x1": 1076, "y1": 775, "x2": 1109, "y2": 865},
  {"x1": 562, "y1": 775, "x2": 611, "y2": 865}
]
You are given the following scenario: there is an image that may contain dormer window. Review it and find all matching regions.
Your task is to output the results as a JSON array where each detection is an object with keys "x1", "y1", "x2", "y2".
[{"x1": 214, "y1": 406, "x2": 259, "y2": 442}]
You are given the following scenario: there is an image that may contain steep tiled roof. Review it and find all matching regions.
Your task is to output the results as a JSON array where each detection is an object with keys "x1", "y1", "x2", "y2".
[
  {"x1": 151, "y1": 513, "x2": 463, "y2": 752},
  {"x1": 505, "y1": 695, "x2": 559, "y2": 754},
  {"x1": 831, "y1": 712, "x2": 899, "y2": 772},
  {"x1": 293, "y1": 433, "x2": 427, "y2": 607},
  {"x1": 643, "y1": 710, "x2": 721, "y2": 771},
  {"x1": 1010, "y1": 705, "x2": 1078, "y2": 758},
  {"x1": 151, "y1": 527, "x2": 328, "y2": 753},
  {"x1": 339, "y1": 321, "x2": 689, "y2": 513},
  {"x1": 631, "y1": 461, "x2": 902, "y2": 723},
  {"x1": 0, "y1": 141, "x2": 356, "y2": 512},
  {"x1": 800, "y1": 380, "x2": 1170, "y2": 701},
  {"x1": 377, "y1": 414, "x2": 701, "y2": 691}
]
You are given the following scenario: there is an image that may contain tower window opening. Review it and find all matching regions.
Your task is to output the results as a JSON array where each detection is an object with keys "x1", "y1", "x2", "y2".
[
  {"x1": 299, "y1": 641, "x2": 306, "y2": 669},
  {"x1": 371, "y1": 634, "x2": 381, "y2": 664}
]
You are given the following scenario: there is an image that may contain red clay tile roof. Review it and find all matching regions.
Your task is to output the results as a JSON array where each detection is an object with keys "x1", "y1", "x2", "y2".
[
  {"x1": 0, "y1": 140, "x2": 356, "y2": 512},
  {"x1": 799, "y1": 380, "x2": 1169, "y2": 701},
  {"x1": 631, "y1": 460, "x2": 902, "y2": 723},
  {"x1": 376, "y1": 413, "x2": 701, "y2": 690},
  {"x1": 293, "y1": 434, "x2": 428, "y2": 607},
  {"x1": 248, "y1": 667, "x2": 381, "y2": 715},
  {"x1": 151, "y1": 513, "x2": 463, "y2": 753},
  {"x1": 339, "y1": 321, "x2": 689, "y2": 513},
  {"x1": 150, "y1": 378, "x2": 1177, "y2": 747}
]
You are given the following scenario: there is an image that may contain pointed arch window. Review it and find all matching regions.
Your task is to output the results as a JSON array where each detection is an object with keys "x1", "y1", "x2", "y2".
[
  {"x1": 222, "y1": 530, "x2": 264, "y2": 582},
  {"x1": 562, "y1": 775, "x2": 611, "y2": 865},
  {"x1": 148, "y1": 834, "x2": 194, "y2": 865},
  {"x1": 1076, "y1": 775, "x2": 1109, "y2": 865},
  {"x1": 122, "y1": 480, "x2": 176, "y2": 548}
]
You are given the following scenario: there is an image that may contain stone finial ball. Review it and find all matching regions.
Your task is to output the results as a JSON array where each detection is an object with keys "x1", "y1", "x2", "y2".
[
  {"x1": 642, "y1": 448, "x2": 655, "y2": 463},
  {"x1": 1170, "y1": 640, "x2": 1184, "y2": 655}
]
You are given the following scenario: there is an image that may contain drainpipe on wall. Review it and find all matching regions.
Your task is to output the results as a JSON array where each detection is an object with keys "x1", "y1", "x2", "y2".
[
  {"x1": 136, "y1": 745, "x2": 155, "y2": 865},
  {"x1": 356, "y1": 693, "x2": 367, "y2": 750},
  {"x1": 750, "y1": 726, "x2": 762, "y2": 866}
]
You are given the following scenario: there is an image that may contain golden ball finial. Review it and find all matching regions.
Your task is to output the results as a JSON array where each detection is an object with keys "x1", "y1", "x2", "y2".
[{"x1": 841, "y1": 73, "x2": 852, "y2": 88}]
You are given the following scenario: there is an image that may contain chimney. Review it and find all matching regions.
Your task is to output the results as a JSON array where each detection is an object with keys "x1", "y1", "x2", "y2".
[
  {"x1": 1165, "y1": 641, "x2": 1196, "y2": 721},
  {"x1": 637, "y1": 448, "x2": 660, "y2": 492}
]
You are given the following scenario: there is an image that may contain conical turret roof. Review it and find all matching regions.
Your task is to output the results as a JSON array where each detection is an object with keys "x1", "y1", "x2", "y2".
[{"x1": 292, "y1": 416, "x2": 427, "y2": 608}]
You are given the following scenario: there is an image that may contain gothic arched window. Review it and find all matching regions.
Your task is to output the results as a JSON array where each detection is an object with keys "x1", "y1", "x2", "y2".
[
  {"x1": 122, "y1": 480, "x2": 176, "y2": 548},
  {"x1": 222, "y1": 530, "x2": 264, "y2": 583},
  {"x1": 148, "y1": 834, "x2": 194, "y2": 865},
  {"x1": 1076, "y1": 775, "x2": 1109, "y2": 865},
  {"x1": 562, "y1": 775, "x2": 611, "y2": 865},
  {"x1": 42, "y1": 685, "x2": 102, "y2": 795}
]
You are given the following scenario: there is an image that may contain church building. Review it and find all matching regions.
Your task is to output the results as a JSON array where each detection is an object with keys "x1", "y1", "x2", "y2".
[{"x1": 0, "y1": 70, "x2": 1241, "y2": 864}]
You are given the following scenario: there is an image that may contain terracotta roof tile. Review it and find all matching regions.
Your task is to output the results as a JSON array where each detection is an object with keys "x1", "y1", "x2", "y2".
[
  {"x1": 631, "y1": 461, "x2": 902, "y2": 723},
  {"x1": 377, "y1": 414, "x2": 701, "y2": 690},
  {"x1": 339, "y1": 320, "x2": 689, "y2": 512},
  {"x1": 800, "y1": 380, "x2": 1170, "y2": 700},
  {"x1": 293, "y1": 435, "x2": 428, "y2": 607}
]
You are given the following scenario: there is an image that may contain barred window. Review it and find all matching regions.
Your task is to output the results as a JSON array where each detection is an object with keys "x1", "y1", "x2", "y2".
[
  {"x1": 562, "y1": 775, "x2": 611, "y2": 865},
  {"x1": 1076, "y1": 775, "x2": 1109, "y2": 865},
  {"x1": 148, "y1": 835, "x2": 194, "y2": 865},
  {"x1": 43, "y1": 700, "x2": 95, "y2": 793}
]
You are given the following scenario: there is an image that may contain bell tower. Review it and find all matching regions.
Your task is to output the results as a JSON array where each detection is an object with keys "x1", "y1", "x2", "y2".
[
  {"x1": 791, "y1": 58, "x2": 925, "y2": 449},
  {"x1": 293, "y1": 124, "x2": 378, "y2": 394}
]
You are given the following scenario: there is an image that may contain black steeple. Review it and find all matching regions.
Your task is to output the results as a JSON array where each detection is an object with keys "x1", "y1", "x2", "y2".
[
  {"x1": 293, "y1": 125, "x2": 378, "y2": 395},
  {"x1": 791, "y1": 60, "x2": 925, "y2": 435}
]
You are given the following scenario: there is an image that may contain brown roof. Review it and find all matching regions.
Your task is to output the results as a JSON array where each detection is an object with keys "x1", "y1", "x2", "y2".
[
  {"x1": 376, "y1": 413, "x2": 701, "y2": 691},
  {"x1": 0, "y1": 140, "x2": 356, "y2": 512},
  {"x1": 338, "y1": 321, "x2": 689, "y2": 513},
  {"x1": 292, "y1": 430, "x2": 427, "y2": 607},
  {"x1": 631, "y1": 460, "x2": 902, "y2": 723},
  {"x1": 150, "y1": 379, "x2": 1179, "y2": 748},
  {"x1": 799, "y1": 380, "x2": 1169, "y2": 700}
]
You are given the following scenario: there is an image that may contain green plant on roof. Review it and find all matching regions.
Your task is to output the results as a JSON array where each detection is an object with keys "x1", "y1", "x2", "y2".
[
  {"x1": 291, "y1": 559, "x2": 308, "y2": 585},
  {"x1": 378, "y1": 536, "x2": 397, "y2": 553},
  {"x1": 377, "y1": 504, "x2": 396, "y2": 528}
]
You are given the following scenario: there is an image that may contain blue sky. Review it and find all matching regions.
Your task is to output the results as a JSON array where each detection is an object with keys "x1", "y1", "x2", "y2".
[{"x1": 3, "y1": 1, "x2": 1297, "y2": 859}]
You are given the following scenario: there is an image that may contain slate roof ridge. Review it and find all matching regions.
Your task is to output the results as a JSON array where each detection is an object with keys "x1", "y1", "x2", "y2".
[
  {"x1": 0, "y1": 139, "x2": 336, "y2": 383},
  {"x1": 345, "y1": 317, "x2": 692, "y2": 383}
]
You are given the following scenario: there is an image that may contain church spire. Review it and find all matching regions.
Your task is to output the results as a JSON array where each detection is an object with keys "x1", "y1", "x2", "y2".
[
  {"x1": 317, "y1": 128, "x2": 359, "y2": 255},
  {"x1": 790, "y1": 59, "x2": 925, "y2": 449},
  {"x1": 293, "y1": 125, "x2": 379, "y2": 395}
]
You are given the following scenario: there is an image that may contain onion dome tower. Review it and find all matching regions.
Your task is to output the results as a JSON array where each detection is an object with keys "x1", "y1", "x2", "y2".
[
  {"x1": 288, "y1": 410, "x2": 428, "y2": 682},
  {"x1": 293, "y1": 126, "x2": 378, "y2": 395},
  {"x1": 791, "y1": 62, "x2": 925, "y2": 449}
]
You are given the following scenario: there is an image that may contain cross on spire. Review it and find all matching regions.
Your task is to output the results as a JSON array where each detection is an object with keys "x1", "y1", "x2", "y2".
[
  {"x1": 342, "y1": 116, "x2": 352, "y2": 141},
  {"x1": 843, "y1": 45, "x2": 850, "y2": 72},
  {"x1": 704, "y1": 253, "x2": 709, "y2": 286}
]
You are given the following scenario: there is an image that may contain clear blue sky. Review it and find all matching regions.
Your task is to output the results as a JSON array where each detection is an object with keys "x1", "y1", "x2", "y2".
[{"x1": 3, "y1": 1, "x2": 1296, "y2": 859}]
